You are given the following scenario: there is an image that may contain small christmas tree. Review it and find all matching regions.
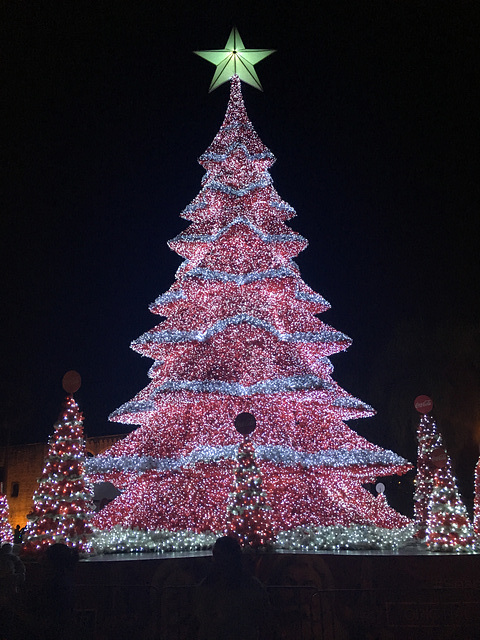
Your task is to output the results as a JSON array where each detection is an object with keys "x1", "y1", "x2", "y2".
[
  {"x1": 226, "y1": 434, "x2": 273, "y2": 548},
  {"x1": 0, "y1": 493, "x2": 13, "y2": 544},
  {"x1": 474, "y1": 451, "x2": 480, "y2": 538},
  {"x1": 24, "y1": 393, "x2": 94, "y2": 554},
  {"x1": 414, "y1": 409, "x2": 445, "y2": 538},
  {"x1": 426, "y1": 465, "x2": 475, "y2": 552}
]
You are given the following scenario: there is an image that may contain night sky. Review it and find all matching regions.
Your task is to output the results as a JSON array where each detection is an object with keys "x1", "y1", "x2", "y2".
[{"x1": 2, "y1": 3, "x2": 479, "y2": 501}]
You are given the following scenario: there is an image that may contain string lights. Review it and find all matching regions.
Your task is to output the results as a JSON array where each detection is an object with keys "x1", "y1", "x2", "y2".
[
  {"x1": 226, "y1": 437, "x2": 274, "y2": 548},
  {"x1": 474, "y1": 454, "x2": 480, "y2": 539},
  {"x1": 88, "y1": 75, "x2": 412, "y2": 551},
  {"x1": 425, "y1": 466, "x2": 475, "y2": 552},
  {"x1": 24, "y1": 396, "x2": 94, "y2": 555},
  {"x1": 0, "y1": 493, "x2": 13, "y2": 544},
  {"x1": 414, "y1": 413, "x2": 443, "y2": 538}
]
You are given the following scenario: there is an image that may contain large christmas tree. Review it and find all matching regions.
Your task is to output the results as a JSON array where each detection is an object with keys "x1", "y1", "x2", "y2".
[{"x1": 89, "y1": 44, "x2": 412, "y2": 551}]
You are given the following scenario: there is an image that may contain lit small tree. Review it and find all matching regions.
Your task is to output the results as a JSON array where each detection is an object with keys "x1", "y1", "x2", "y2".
[
  {"x1": 0, "y1": 493, "x2": 13, "y2": 544},
  {"x1": 426, "y1": 465, "x2": 475, "y2": 552},
  {"x1": 413, "y1": 402, "x2": 447, "y2": 538},
  {"x1": 226, "y1": 439, "x2": 273, "y2": 549},
  {"x1": 24, "y1": 393, "x2": 94, "y2": 554},
  {"x1": 473, "y1": 451, "x2": 480, "y2": 538}
]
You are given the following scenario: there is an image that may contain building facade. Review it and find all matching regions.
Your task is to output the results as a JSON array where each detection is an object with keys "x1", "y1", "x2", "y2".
[{"x1": 0, "y1": 434, "x2": 126, "y2": 528}]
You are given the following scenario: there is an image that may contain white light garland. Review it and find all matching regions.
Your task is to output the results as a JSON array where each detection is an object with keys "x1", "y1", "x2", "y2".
[
  {"x1": 108, "y1": 387, "x2": 375, "y2": 423},
  {"x1": 170, "y1": 216, "x2": 305, "y2": 245},
  {"x1": 133, "y1": 314, "x2": 349, "y2": 347},
  {"x1": 269, "y1": 200, "x2": 296, "y2": 216},
  {"x1": 181, "y1": 195, "x2": 296, "y2": 221},
  {"x1": 86, "y1": 444, "x2": 408, "y2": 475},
  {"x1": 109, "y1": 399, "x2": 155, "y2": 419},
  {"x1": 182, "y1": 264, "x2": 297, "y2": 284},
  {"x1": 148, "y1": 374, "x2": 333, "y2": 396},
  {"x1": 205, "y1": 176, "x2": 272, "y2": 197},
  {"x1": 295, "y1": 289, "x2": 330, "y2": 306},
  {"x1": 149, "y1": 290, "x2": 185, "y2": 308},
  {"x1": 199, "y1": 142, "x2": 275, "y2": 163},
  {"x1": 90, "y1": 525, "x2": 217, "y2": 554},
  {"x1": 275, "y1": 523, "x2": 416, "y2": 552},
  {"x1": 89, "y1": 523, "x2": 415, "y2": 554}
]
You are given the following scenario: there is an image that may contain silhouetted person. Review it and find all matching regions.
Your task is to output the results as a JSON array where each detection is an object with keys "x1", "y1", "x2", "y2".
[
  {"x1": 13, "y1": 525, "x2": 23, "y2": 544},
  {"x1": 0, "y1": 543, "x2": 25, "y2": 590},
  {"x1": 196, "y1": 536, "x2": 272, "y2": 640},
  {"x1": 0, "y1": 543, "x2": 24, "y2": 638},
  {"x1": 41, "y1": 543, "x2": 79, "y2": 638}
]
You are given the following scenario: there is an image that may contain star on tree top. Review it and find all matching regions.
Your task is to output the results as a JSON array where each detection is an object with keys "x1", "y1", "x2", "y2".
[{"x1": 194, "y1": 28, "x2": 275, "y2": 92}]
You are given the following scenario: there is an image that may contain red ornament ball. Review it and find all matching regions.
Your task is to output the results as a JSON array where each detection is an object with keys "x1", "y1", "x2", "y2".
[{"x1": 62, "y1": 370, "x2": 81, "y2": 394}]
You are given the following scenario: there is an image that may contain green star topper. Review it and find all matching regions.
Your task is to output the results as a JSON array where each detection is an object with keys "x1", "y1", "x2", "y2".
[{"x1": 194, "y1": 28, "x2": 275, "y2": 92}]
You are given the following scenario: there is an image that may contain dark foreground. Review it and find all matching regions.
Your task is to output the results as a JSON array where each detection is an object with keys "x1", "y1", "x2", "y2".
[{"x1": 6, "y1": 549, "x2": 480, "y2": 640}]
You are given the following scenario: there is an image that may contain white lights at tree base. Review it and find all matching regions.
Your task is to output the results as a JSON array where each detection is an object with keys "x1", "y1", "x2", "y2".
[{"x1": 89, "y1": 523, "x2": 418, "y2": 555}]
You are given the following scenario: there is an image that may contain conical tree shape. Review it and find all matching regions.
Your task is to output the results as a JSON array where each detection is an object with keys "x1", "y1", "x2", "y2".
[
  {"x1": 426, "y1": 465, "x2": 475, "y2": 552},
  {"x1": 413, "y1": 414, "x2": 445, "y2": 538},
  {"x1": 474, "y1": 452, "x2": 480, "y2": 538},
  {"x1": 24, "y1": 396, "x2": 94, "y2": 554},
  {"x1": 89, "y1": 76, "x2": 412, "y2": 552},
  {"x1": 226, "y1": 437, "x2": 274, "y2": 548},
  {"x1": 0, "y1": 493, "x2": 13, "y2": 544}
]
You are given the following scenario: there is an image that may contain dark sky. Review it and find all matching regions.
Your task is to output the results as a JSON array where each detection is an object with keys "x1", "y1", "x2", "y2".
[{"x1": 2, "y1": 2, "x2": 479, "y2": 472}]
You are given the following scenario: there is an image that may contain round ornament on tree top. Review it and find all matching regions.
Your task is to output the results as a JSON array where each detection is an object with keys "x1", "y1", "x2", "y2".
[
  {"x1": 234, "y1": 412, "x2": 256, "y2": 436},
  {"x1": 62, "y1": 370, "x2": 81, "y2": 395},
  {"x1": 414, "y1": 395, "x2": 433, "y2": 414},
  {"x1": 431, "y1": 447, "x2": 448, "y2": 468}
]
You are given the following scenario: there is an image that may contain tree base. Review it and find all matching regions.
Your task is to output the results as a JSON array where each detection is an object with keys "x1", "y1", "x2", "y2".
[{"x1": 90, "y1": 523, "x2": 416, "y2": 555}]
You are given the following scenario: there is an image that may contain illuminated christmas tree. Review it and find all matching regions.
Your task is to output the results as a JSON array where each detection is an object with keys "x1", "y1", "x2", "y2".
[
  {"x1": 226, "y1": 413, "x2": 273, "y2": 548},
  {"x1": 0, "y1": 493, "x2": 13, "y2": 544},
  {"x1": 426, "y1": 465, "x2": 475, "y2": 552},
  {"x1": 89, "y1": 32, "x2": 412, "y2": 552},
  {"x1": 413, "y1": 412, "x2": 445, "y2": 538},
  {"x1": 24, "y1": 395, "x2": 94, "y2": 554},
  {"x1": 474, "y1": 452, "x2": 480, "y2": 538}
]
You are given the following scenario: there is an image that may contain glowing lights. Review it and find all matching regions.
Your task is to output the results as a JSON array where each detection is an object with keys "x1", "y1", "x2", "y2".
[
  {"x1": 0, "y1": 493, "x2": 13, "y2": 544},
  {"x1": 226, "y1": 438, "x2": 274, "y2": 547},
  {"x1": 23, "y1": 396, "x2": 94, "y2": 555},
  {"x1": 91, "y1": 460, "x2": 411, "y2": 533},
  {"x1": 415, "y1": 414, "x2": 475, "y2": 552},
  {"x1": 90, "y1": 524, "x2": 415, "y2": 555},
  {"x1": 414, "y1": 414, "x2": 442, "y2": 538},
  {"x1": 87, "y1": 445, "x2": 407, "y2": 476},
  {"x1": 425, "y1": 467, "x2": 475, "y2": 553},
  {"x1": 275, "y1": 523, "x2": 415, "y2": 551},
  {"x1": 182, "y1": 265, "x2": 299, "y2": 284},
  {"x1": 133, "y1": 314, "x2": 349, "y2": 347},
  {"x1": 89, "y1": 74, "x2": 412, "y2": 552},
  {"x1": 91, "y1": 526, "x2": 217, "y2": 554},
  {"x1": 474, "y1": 455, "x2": 480, "y2": 538}
]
